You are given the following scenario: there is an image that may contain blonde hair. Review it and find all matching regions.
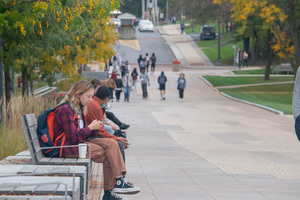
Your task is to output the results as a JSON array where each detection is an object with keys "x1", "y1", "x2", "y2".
[{"x1": 62, "y1": 80, "x2": 94, "y2": 114}]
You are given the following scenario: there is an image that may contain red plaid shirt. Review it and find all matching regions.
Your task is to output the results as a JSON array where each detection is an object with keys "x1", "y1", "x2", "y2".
[{"x1": 53, "y1": 104, "x2": 97, "y2": 156}]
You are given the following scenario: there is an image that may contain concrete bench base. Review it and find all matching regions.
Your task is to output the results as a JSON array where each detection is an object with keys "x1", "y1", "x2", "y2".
[
  {"x1": 0, "y1": 164, "x2": 87, "y2": 200},
  {"x1": 0, "y1": 176, "x2": 80, "y2": 199},
  {"x1": 0, "y1": 195, "x2": 71, "y2": 199}
]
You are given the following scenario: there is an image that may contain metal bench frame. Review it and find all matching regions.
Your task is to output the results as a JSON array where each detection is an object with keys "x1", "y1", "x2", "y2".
[{"x1": 21, "y1": 113, "x2": 92, "y2": 199}]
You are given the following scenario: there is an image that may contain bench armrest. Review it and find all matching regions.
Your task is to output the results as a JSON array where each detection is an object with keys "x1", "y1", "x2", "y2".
[{"x1": 40, "y1": 144, "x2": 92, "y2": 160}]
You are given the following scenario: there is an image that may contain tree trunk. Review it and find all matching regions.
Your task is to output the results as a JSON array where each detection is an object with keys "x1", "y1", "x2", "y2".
[
  {"x1": 30, "y1": 79, "x2": 34, "y2": 96},
  {"x1": 22, "y1": 67, "x2": 28, "y2": 97},
  {"x1": 4, "y1": 71, "x2": 12, "y2": 121},
  {"x1": 287, "y1": 0, "x2": 300, "y2": 76},
  {"x1": 264, "y1": 30, "x2": 273, "y2": 81},
  {"x1": 243, "y1": 37, "x2": 250, "y2": 53}
]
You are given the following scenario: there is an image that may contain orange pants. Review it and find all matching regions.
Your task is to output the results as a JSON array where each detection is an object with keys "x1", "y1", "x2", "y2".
[{"x1": 87, "y1": 138, "x2": 126, "y2": 190}]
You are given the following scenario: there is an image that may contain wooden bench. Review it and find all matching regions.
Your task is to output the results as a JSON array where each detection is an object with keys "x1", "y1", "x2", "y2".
[
  {"x1": 275, "y1": 63, "x2": 293, "y2": 74},
  {"x1": 21, "y1": 114, "x2": 92, "y2": 198}
]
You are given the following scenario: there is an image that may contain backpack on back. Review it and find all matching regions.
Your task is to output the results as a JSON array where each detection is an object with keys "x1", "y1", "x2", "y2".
[
  {"x1": 159, "y1": 76, "x2": 166, "y2": 84},
  {"x1": 133, "y1": 74, "x2": 137, "y2": 80},
  {"x1": 121, "y1": 65, "x2": 126, "y2": 72},
  {"x1": 37, "y1": 102, "x2": 72, "y2": 158}
]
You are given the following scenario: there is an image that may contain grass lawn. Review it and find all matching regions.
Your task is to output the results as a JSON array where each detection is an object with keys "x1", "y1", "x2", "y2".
[
  {"x1": 203, "y1": 76, "x2": 295, "y2": 87},
  {"x1": 201, "y1": 39, "x2": 243, "y2": 65},
  {"x1": 232, "y1": 66, "x2": 293, "y2": 75},
  {"x1": 185, "y1": 24, "x2": 201, "y2": 34},
  {"x1": 232, "y1": 68, "x2": 266, "y2": 75},
  {"x1": 219, "y1": 84, "x2": 294, "y2": 114}
]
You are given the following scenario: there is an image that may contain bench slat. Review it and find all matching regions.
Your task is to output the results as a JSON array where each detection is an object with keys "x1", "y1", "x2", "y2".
[
  {"x1": 28, "y1": 126, "x2": 38, "y2": 140},
  {"x1": 25, "y1": 114, "x2": 37, "y2": 127},
  {"x1": 48, "y1": 158, "x2": 64, "y2": 164},
  {"x1": 62, "y1": 158, "x2": 77, "y2": 165}
]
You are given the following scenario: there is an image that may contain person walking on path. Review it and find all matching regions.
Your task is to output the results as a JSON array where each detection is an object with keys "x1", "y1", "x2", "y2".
[
  {"x1": 180, "y1": 21, "x2": 185, "y2": 34},
  {"x1": 293, "y1": 68, "x2": 300, "y2": 142},
  {"x1": 53, "y1": 80, "x2": 138, "y2": 200},
  {"x1": 177, "y1": 73, "x2": 186, "y2": 101},
  {"x1": 115, "y1": 75, "x2": 123, "y2": 102},
  {"x1": 150, "y1": 53, "x2": 157, "y2": 74},
  {"x1": 158, "y1": 71, "x2": 167, "y2": 100},
  {"x1": 137, "y1": 55, "x2": 143, "y2": 72},
  {"x1": 120, "y1": 61, "x2": 127, "y2": 78},
  {"x1": 122, "y1": 72, "x2": 133, "y2": 103},
  {"x1": 131, "y1": 68, "x2": 139, "y2": 91},
  {"x1": 243, "y1": 51, "x2": 248, "y2": 67},
  {"x1": 140, "y1": 68, "x2": 150, "y2": 99},
  {"x1": 105, "y1": 74, "x2": 116, "y2": 102},
  {"x1": 139, "y1": 59, "x2": 146, "y2": 73},
  {"x1": 145, "y1": 53, "x2": 150, "y2": 73}
]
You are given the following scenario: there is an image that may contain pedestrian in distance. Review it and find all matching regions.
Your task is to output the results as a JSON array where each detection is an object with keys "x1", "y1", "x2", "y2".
[
  {"x1": 150, "y1": 53, "x2": 157, "y2": 74},
  {"x1": 137, "y1": 55, "x2": 143, "y2": 72},
  {"x1": 131, "y1": 68, "x2": 139, "y2": 91},
  {"x1": 139, "y1": 58, "x2": 146, "y2": 73},
  {"x1": 125, "y1": 60, "x2": 131, "y2": 72},
  {"x1": 105, "y1": 73, "x2": 116, "y2": 102},
  {"x1": 140, "y1": 68, "x2": 150, "y2": 99},
  {"x1": 122, "y1": 71, "x2": 133, "y2": 103},
  {"x1": 115, "y1": 75, "x2": 123, "y2": 102},
  {"x1": 293, "y1": 68, "x2": 300, "y2": 143},
  {"x1": 180, "y1": 21, "x2": 185, "y2": 34},
  {"x1": 243, "y1": 51, "x2": 248, "y2": 67},
  {"x1": 177, "y1": 73, "x2": 186, "y2": 101},
  {"x1": 158, "y1": 71, "x2": 167, "y2": 100},
  {"x1": 53, "y1": 80, "x2": 139, "y2": 200},
  {"x1": 145, "y1": 53, "x2": 150, "y2": 73},
  {"x1": 120, "y1": 61, "x2": 127, "y2": 78}
]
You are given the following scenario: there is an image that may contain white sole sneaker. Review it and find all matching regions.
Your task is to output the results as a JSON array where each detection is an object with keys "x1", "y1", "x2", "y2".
[{"x1": 113, "y1": 186, "x2": 140, "y2": 194}]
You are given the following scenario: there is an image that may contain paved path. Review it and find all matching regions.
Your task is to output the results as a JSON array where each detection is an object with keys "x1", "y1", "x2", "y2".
[{"x1": 96, "y1": 25, "x2": 300, "y2": 200}]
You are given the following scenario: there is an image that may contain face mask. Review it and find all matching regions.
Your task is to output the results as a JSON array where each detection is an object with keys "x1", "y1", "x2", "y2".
[{"x1": 101, "y1": 103, "x2": 106, "y2": 108}]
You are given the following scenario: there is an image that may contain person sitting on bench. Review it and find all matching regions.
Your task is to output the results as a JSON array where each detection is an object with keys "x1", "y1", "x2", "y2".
[{"x1": 53, "y1": 80, "x2": 139, "y2": 200}]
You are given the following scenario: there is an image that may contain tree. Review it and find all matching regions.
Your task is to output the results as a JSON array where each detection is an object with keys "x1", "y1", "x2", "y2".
[
  {"x1": 214, "y1": 0, "x2": 299, "y2": 78},
  {"x1": 0, "y1": 0, "x2": 120, "y2": 121}
]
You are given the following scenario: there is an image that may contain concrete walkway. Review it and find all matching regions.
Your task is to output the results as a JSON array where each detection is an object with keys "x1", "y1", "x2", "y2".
[{"x1": 103, "y1": 25, "x2": 300, "y2": 200}]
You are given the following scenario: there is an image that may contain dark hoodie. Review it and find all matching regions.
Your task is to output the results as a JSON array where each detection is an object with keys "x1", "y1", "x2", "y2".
[
  {"x1": 137, "y1": 55, "x2": 143, "y2": 66},
  {"x1": 158, "y1": 71, "x2": 167, "y2": 84}
]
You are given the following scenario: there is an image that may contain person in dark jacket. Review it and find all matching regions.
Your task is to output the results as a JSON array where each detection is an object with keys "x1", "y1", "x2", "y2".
[
  {"x1": 131, "y1": 68, "x2": 139, "y2": 91},
  {"x1": 158, "y1": 71, "x2": 167, "y2": 100},
  {"x1": 150, "y1": 53, "x2": 157, "y2": 73},
  {"x1": 137, "y1": 55, "x2": 143, "y2": 72},
  {"x1": 115, "y1": 75, "x2": 123, "y2": 102},
  {"x1": 177, "y1": 73, "x2": 186, "y2": 101}
]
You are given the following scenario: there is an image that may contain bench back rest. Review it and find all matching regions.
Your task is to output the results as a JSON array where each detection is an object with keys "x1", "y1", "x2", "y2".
[{"x1": 21, "y1": 113, "x2": 44, "y2": 164}]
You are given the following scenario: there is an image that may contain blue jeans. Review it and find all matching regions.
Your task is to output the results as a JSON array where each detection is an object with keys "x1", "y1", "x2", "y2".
[
  {"x1": 295, "y1": 115, "x2": 300, "y2": 142},
  {"x1": 104, "y1": 124, "x2": 114, "y2": 135},
  {"x1": 124, "y1": 86, "x2": 131, "y2": 102}
]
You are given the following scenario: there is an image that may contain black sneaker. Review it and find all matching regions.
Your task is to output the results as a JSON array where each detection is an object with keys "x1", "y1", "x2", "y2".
[
  {"x1": 113, "y1": 177, "x2": 140, "y2": 194},
  {"x1": 102, "y1": 190, "x2": 128, "y2": 200},
  {"x1": 119, "y1": 123, "x2": 130, "y2": 130},
  {"x1": 114, "y1": 130, "x2": 127, "y2": 138}
]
